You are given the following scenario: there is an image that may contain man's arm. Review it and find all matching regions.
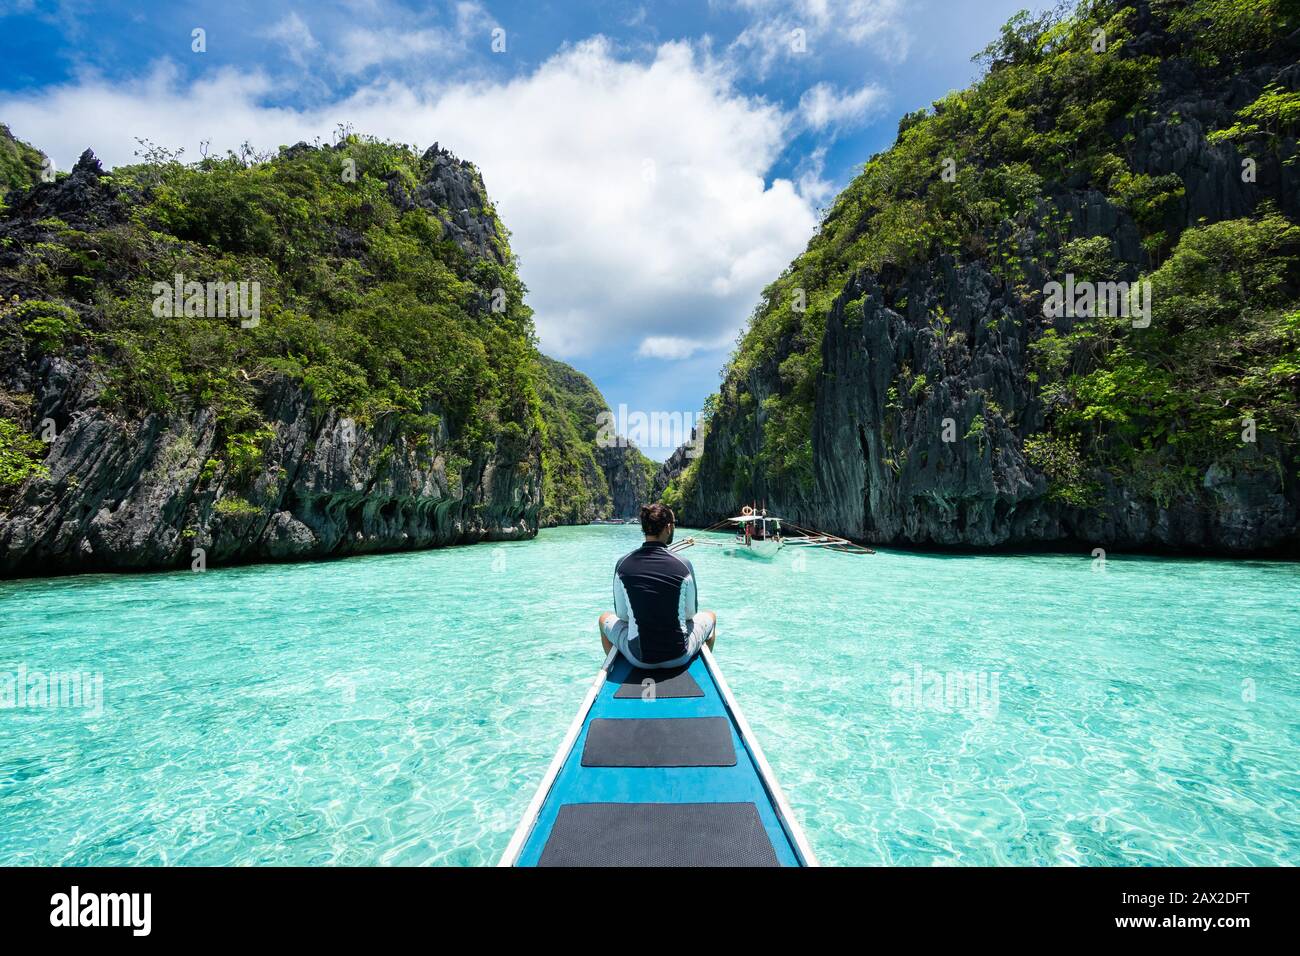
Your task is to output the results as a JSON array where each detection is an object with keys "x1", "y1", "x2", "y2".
[
  {"x1": 682, "y1": 558, "x2": 699, "y2": 619},
  {"x1": 612, "y1": 563, "x2": 630, "y2": 622}
]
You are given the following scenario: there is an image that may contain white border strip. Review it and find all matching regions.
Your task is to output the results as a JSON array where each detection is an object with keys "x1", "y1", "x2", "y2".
[
  {"x1": 497, "y1": 647, "x2": 618, "y2": 867},
  {"x1": 701, "y1": 645, "x2": 820, "y2": 867}
]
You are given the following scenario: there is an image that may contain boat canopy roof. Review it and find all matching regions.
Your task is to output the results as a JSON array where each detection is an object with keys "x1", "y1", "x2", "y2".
[{"x1": 727, "y1": 515, "x2": 781, "y2": 523}]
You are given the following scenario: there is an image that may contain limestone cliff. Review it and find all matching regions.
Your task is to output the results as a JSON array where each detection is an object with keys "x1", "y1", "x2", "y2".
[
  {"x1": 667, "y1": 0, "x2": 1300, "y2": 555},
  {"x1": 0, "y1": 136, "x2": 564, "y2": 574}
]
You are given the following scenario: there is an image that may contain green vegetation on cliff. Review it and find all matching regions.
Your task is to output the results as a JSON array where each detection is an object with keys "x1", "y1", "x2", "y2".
[
  {"x1": 537, "y1": 355, "x2": 655, "y2": 524},
  {"x1": 0, "y1": 416, "x2": 47, "y2": 488},
  {"x1": 0, "y1": 124, "x2": 45, "y2": 204},
  {"x1": 1033, "y1": 212, "x2": 1300, "y2": 503},
  {"x1": 537, "y1": 355, "x2": 607, "y2": 523}
]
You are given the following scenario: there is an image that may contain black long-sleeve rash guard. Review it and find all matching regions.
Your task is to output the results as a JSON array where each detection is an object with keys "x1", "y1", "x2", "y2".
[{"x1": 611, "y1": 541, "x2": 699, "y2": 665}]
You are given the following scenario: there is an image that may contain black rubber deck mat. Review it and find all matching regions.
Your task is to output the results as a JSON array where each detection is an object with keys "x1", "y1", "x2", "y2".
[
  {"x1": 537, "y1": 802, "x2": 779, "y2": 867},
  {"x1": 613, "y1": 664, "x2": 704, "y2": 699},
  {"x1": 582, "y1": 717, "x2": 736, "y2": 767}
]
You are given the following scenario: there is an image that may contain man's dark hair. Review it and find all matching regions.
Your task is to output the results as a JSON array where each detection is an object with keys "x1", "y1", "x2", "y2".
[{"x1": 640, "y1": 502, "x2": 675, "y2": 537}]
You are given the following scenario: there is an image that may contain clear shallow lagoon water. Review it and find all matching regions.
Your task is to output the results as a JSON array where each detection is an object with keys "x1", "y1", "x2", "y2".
[{"x1": 1, "y1": 525, "x2": 1297, "y2": 866}]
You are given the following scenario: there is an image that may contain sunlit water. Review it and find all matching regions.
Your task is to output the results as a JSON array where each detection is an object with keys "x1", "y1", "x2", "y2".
[{"x1": 1, "y1": 525, "x2": 1296, "y2": 866}]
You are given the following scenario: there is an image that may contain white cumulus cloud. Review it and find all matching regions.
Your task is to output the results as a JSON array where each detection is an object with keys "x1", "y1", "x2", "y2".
[
  {"x1": 335, "y1": 28, "x2": 459, "y2": 73},
  {"x1": 793, "y1": 146, "x2": 834, "y2": 208},
  {"x1": 262, "y1": 12, "x2": 319, "y2": 66},
  {"x1": 727, "y1": 0, "x2": 912, "y2": 77},
  {"x1": 637, "y1": 334, "x2": 735, "y2": 361},
  {"x1": 799, "y1": 81, "x2": 886, "y2": 131}
]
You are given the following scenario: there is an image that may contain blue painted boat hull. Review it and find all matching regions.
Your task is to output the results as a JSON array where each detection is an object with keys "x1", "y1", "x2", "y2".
[{"x1": 502, "y1": 649, "x2": 816, "y2": 867}]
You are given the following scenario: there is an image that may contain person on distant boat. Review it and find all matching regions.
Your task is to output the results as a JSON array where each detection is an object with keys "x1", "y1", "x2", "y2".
[{"x1": 598, "y1": 503, "x2": 716, "y2": 668}]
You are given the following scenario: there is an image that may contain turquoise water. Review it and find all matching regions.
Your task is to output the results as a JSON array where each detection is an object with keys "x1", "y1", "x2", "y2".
[{"x1": 1, "y1": 525, "x2": 1297, "y2": 866}]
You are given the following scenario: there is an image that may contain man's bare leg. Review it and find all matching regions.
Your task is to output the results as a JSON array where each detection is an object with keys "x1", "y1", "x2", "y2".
[
  {"x1": 699, "y1": 610, "x2": 717, "y2": 651},
  {"x1": 598, "y1": 612, "x2": 616, "y2": 655}
]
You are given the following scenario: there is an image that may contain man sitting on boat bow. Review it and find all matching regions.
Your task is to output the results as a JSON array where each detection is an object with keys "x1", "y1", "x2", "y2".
[{"x1": 598, "y1": 503, "x2": 716, "y2": 668}]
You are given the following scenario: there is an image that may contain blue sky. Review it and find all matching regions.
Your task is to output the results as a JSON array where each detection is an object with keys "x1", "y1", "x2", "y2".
[{"x1": 0, "y1": 0, "x2": 1052, "y2": 458}]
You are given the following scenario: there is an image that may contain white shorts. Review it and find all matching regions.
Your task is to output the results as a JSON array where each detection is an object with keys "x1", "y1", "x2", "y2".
[{"x1": 601, "y1": 613, "x2": 715, "y2": 669}]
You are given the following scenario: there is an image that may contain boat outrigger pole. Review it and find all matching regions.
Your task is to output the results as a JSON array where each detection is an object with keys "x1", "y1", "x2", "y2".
[
  {"x1": 776, "y1": 519, "x2": 875, "y2": 555},
  {"x1": 669, "y1": 509, "x2": 874, "y2": 557}
]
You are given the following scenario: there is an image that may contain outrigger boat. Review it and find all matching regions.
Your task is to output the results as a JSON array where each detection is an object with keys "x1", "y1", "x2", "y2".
[
  {"x1": 500, "y1": 646, "x2": 818, "y2": 867},
  {"x1": 725, "y1": 511, "x2": 784, "y2": 558},
  {"x1": 674, "y1": 506, "x2": 875, "y2": 560}
]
